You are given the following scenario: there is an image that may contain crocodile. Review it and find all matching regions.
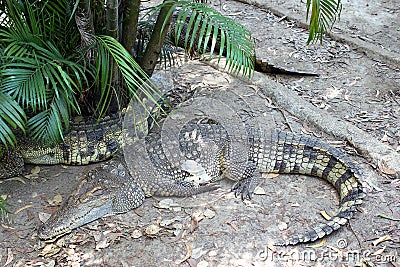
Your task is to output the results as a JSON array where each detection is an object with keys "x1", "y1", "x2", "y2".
[
  {"x1": 0, "y1": 113, "x2": 125, "y2": 179},
  {"x1": 37, "y1": 121, "x2": 365, "y2": 246},
  {"x1": 0, "y1": 85, "x2": 192, "y2": 179}
]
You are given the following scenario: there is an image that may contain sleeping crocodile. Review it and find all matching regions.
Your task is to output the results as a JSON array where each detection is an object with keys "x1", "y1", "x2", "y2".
[
  {"x1": 37, "y1": 118, "x2": 365, "y2": 246},
  {"x1": 0, "y1": 113, "x2": 125, "y2": 179},
  {"x1": 0, "y1": 84, "x2": 189, "y2": 179}
]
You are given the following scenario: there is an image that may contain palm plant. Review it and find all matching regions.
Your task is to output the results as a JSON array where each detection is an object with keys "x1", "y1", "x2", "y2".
[
  {"x1": 306, "y1": 0, "x2": 342, "y2": 43},
  {"x1": 0, "y1": 197, "x2": 11, "y2": 222},
  {"x1": 0, "y1": 0, "x2": 342, "y2": 219}
]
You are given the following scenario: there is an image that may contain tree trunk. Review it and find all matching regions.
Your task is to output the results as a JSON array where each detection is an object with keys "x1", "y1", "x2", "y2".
[
  {"x1": 105, "y1": 0, "x2": 121, "y2": 113},
  {"x1": 122, "y1": 0, "x2": 140, "y2": 57},
  {"x1": 75, "y1": 0, "x2": 95, "y2": 50},
  {"x1": 139, "y1": 0, "x2": 177, "y2": 77},
  {"x1": 106, "y1": 0, "x2": 119, "y2": 39}
]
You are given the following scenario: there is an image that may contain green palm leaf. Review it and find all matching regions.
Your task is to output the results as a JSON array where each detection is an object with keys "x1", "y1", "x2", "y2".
[
  {"x1": 0, "y1": 93, "x2": 26, "y2": 148},
  {"x1": 0, "y1": 196, "x2": 12, "y2": 223},
  {"x1": 0, "y1": 0, "x2": 87, "y2": 145},
  {"x1": 94, "y1": 35, "x2": 163, "y2": 117},
  {"x1": 306, "y1": 0, "x2": 342, "y2": 43},
  {"x1": 1, "y1": 44, "x2": 85, "y2": 143},
  {"x1": 150, "y1": 0, "x2": 255, "y2": 77},
  {"x1": 26, "y1": 93, "x2": 71, "y2": 142}
]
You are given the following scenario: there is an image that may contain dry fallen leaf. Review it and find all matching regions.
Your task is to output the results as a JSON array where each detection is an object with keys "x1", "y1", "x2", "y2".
[
  {"x1": 1, "y1": 224, "x2": 15, "y2": 230},
  {"x1": 253, "y1": 186, "x2": 266, "y2": 195},
  {"x1": 324, "y1": 86, "x2": 342, "y2": 99},
  {"x1": 176, "y1": 243, "x2": 193, "y2": 264},
  {"x1": 30, "y1": 166, "x2": 41, "y2": 175},
  {"x1": 38, "y1": 244, "x2": 61, "y2": 257},
  {"x1": 0, "y1": 177, "x2": 26, "y2": 184},
  {"x1": 4, "y1": 248, "x2": 13, "y2": 266},
  {"x1": 278, "y1": 222, "x2": 288, "y2": 231},
  {"x1": 203, "y1": 209, "x2": 216, "y2": 219},
  {"x1": 131, "y1": 229, "x2": 142, "y2": 239},
  {"x1": 65, "y1": 248, "x2": 75, "y2": 256},
  {"x1": 14, "y1": 205, "x2": 33, "y2": 215},
  {"x1": 191, "y1": 210, "x2": 204, "y2": 223},
  {"x1": 95, "y1": 238, "x2": 110, "y2": 250},
  {"x1": 160, "y1": 219, "x2": 175, "y2": 227},
  {"x1": 378, "y1": 160, "x2": 396, "y2": 175},
  {"x1": 372, "y1": 246, "x2": 386, "y2": 256},
  {"x1": 320, "y1": 210, "x2": 332, "y2": 220},
  {"x1": 225, "y1": 221, "x2": 239, "y2": 231},
  {"x1": 157, "y1": 199, "x2": 174, "y2": 209},
  {"x1": 47, "y1": 194, "x2": 63, "y2": 206},
  {"x1": 306, "y1": 237, "x2": 326, "y2": 248},
  {"x1": 38, "y1": 212, "x2": 52, "y2": 223},
  {"x1": 145, "y1": 224, "x2": 161, "y2": 236},
  {"x1": 372, "y1": 235, "x2": 392, "y2": 246}
]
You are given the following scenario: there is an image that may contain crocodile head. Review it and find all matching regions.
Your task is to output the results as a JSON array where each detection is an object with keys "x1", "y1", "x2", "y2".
[
  {"x1": 38, "y1": 159, "x2": 145, "y2": 240},
  {"x1": 15, "y1": 135, "x2": 64, "y2": 165},
  {"x1": 38, "y1": 170, "x2": 116, "y2": 240}
]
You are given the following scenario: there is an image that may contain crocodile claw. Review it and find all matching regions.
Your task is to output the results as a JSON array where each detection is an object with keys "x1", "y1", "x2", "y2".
[
  {"x1": 231, "y1": 179, "x2": 254, "y2": 200},
  {"x1": 198, "y1": 182, "x2": 221, "y2": 193}
]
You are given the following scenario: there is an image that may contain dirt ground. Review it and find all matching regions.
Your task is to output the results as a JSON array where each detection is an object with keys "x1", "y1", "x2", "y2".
[{"x1": 0, "y1": 0, "x2": 399, "y2": 266}]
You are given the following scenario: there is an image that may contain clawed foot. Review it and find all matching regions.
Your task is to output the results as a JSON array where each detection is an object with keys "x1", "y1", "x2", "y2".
[
  {"x1": 199, "y1": 182, "x2": 221, "y2": 193},
  {"x1": 231, "y1": 178, "x2": 258, "y2": 200},
  {"x1": 185, "y1": 180, "x2": 221, "y2": 195}
]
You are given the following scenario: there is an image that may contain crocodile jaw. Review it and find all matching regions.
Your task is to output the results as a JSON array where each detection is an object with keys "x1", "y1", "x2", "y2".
[{"x1": 38, "y1": 195, "x2": 114, "y2": 240}]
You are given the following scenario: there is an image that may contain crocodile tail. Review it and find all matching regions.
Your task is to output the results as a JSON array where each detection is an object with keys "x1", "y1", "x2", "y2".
[
  {"x1": 255, "y1": 59, "x2": 319, "y2": 76},
  {"x1": 267, "y1": 131, "x2": 365, "y2": 246}
]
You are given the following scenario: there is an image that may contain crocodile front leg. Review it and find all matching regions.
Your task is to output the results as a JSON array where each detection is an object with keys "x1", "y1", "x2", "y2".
[
  {"x1": 221, "y1": 141, "x2": 261, "y2": 200},
  {"x1": 230, "y1": 161, "x2": 261, "y2": 200},
  {"x1": 140, "y1": 177, "x2": 220, "y2": 197}
]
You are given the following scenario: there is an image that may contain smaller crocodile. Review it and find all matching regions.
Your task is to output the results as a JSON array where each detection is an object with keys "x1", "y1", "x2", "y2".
[
  {"x1": 0, "y1": 85, "x2": 193, "y2": 179},
  {"x1": 0, "y1": 113, "x2": 125, "y2": 179},
  {"x1": 38, "y1": 123, "x2": 365, "y2": 246}
]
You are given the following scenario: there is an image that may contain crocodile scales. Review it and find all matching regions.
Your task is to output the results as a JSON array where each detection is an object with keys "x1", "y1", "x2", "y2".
[
  {"x1": 0, "y1": 113, "x2": 124, "y2": 179},
  {"x1": 37, "y1": 119, "x2": 365, "y2": 246}
]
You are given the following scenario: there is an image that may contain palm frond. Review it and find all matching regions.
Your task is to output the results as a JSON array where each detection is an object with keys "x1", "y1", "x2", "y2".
[
  {"x1": 93, "y1": 35, "x2": 164, "y2": 117},
  {"x1": 40, "y1": 0, "x2": 81, "y2": 53},
  {"x1": 0, "y1": 196, "x2": 12, "y2": 223},
  {"x1": 150, "y1": 0, "x2": 255, "y2": 77},
  {"x1": 0, "y1": 93, "x2": 26, "y2": 149},
  {"x1": 1, "y1": 43, "x2": 85, "y2": 142},
  {"x1": 0, "y1": 0, "x2": 87, "y2": 144},
  {"x1": 306, "y1": 0, "x2": 342, "y2": 44},
  {"x1": 26, "y1": 93, "x2": 71, "y2": 143},
  {"x1": 136, "y1": 19, "x2": 180, "y2": 68}
]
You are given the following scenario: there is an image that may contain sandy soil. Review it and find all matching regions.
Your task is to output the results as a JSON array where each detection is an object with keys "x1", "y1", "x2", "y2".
[{"x1": 0, "y1": 0, "x2": 399, "y2": 266}]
